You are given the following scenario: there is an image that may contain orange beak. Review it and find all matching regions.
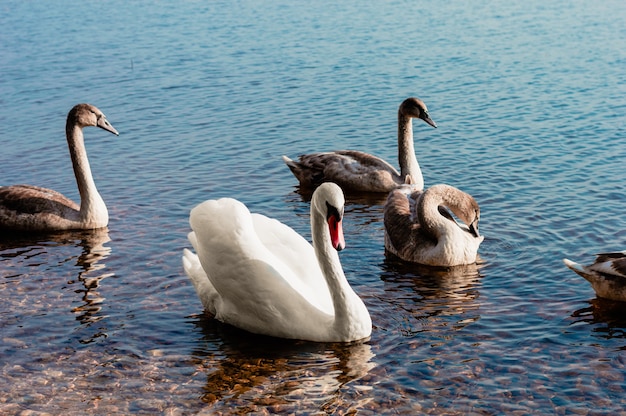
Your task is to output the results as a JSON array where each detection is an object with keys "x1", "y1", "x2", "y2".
[{"x1": 328, "y1": 215, "x2": 345, "y2": 251}]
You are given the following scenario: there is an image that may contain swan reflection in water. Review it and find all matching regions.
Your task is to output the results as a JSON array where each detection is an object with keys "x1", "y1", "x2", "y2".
[
  {"x1": 190, "y1": 318, "x2": 376, "y2": 413},
  {"x1": 571, "y1": 298, "x2": 626, "y2": 346},
  {"x1": 380, "y1": 256, "x2": 485, "y2": 336},
  {"x1": 0, "y1": 228, "x2": 113, "y2": 343},
  {"x1": 66, "y1": 228, "x2": 114, "y2": 327}
]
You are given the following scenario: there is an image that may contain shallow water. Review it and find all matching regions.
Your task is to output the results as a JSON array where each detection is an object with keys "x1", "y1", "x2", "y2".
[{"x1": 1, "y1": 0, "x2": 626, "y2": 414}]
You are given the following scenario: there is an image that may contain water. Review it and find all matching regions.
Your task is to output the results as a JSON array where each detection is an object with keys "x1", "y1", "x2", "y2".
[{"x1": 1, "y1": 0, "x2": 625, "y2": 414}]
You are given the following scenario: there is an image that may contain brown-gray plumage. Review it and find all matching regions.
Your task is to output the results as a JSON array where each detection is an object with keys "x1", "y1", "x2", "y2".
[
  {"x1": 0, "y1": 104, "x2": 119, "y2": 233},
  {"x1": 563, "y1": 252, "x2": 626, "y2": 302},
  {"x1": 282, "y1": 97, "x2": 437, "y2": 193},
  {"x1": 384, "y1": 184, "x2": 483, "y2": 267}
]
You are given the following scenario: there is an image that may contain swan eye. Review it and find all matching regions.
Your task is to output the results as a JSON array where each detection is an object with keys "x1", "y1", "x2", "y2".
[
  {"x1": 325, "y1": 201, "x2": 342, "y2": 222},
  {"x1": 97, "y1": 114, "x2": 109, "y2": 125}
]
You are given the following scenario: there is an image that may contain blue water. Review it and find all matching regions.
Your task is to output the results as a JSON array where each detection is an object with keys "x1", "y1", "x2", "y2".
[{"x1": 1, "y1": 0, "x2": 626, "y2": 414}]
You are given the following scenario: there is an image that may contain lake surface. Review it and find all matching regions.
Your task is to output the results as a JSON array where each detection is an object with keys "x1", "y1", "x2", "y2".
[{"x1": 1, "y1": 0, "x2": 625, "y2": 414}]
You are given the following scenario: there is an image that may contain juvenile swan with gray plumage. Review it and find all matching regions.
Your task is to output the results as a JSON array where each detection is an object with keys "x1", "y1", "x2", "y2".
[
  {"x1": 563, "y1": 252, "x2": 626, "y2": 302},
  {"x1": 384, "y1": 184, "x2": 483, "y2": 266},
  {"x1": 282, "y1": 97, "x2": 437, "y2": 193},
  {"x1": 0, "y1": 104, "x2": 119, "y2": 232}
]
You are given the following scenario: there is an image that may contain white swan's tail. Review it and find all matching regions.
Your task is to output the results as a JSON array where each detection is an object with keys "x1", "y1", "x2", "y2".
[{"x1": 183, "y1": 240, "x2": 219, "y2": 316}]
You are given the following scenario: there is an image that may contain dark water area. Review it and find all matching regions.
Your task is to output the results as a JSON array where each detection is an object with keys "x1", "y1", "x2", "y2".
[{"x1": 1, "y1": 1, "x2": 625, "y2": 414}]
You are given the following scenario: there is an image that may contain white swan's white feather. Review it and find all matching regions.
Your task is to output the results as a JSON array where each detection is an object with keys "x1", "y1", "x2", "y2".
[{"x1": 182, "y1": 248, "x2": 219, "y2": 316}]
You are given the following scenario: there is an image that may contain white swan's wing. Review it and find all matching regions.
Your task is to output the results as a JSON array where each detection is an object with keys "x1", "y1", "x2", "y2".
[
  {"x1": 210, "y1": 257, "x2": 334, "y2": 338},
  {"x1": 188, "y1": 198, "x2": 333, "y2": 337},
  {"x1": 251, "y1": 213, "x2": 333, "y2": 313},
  {"x1": 182, "y1": 245, "x2": 219, "y2": 315}
]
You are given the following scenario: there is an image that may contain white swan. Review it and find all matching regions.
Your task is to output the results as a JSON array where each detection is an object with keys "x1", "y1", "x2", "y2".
[
  {"x1": 282, "y1": 97, "x2": 437, "y2": 193},
  {"x1": 0, "y1": 104, "x2": 119, "y2": 232},
  {"x1": 182, "y1": 182, "x2": 372, "y2": 342},
  {"x1": 384, "y1": 184, "x2": 483, "y2": 266},
  {"x1": 563, "y1": 252, "x2": 626, "y2": 302}
]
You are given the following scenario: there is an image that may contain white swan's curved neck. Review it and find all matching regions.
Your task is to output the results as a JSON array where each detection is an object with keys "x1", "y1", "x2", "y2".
[
  {"x1": 398, "y1": 113, "x2": 423, "y2": 189},
  {"x1": 311, "y1": 211, "x2": 358, "y2": 331},
  {"x1": 67, "y1": 124, "x2": 108, "y2": 227}
]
